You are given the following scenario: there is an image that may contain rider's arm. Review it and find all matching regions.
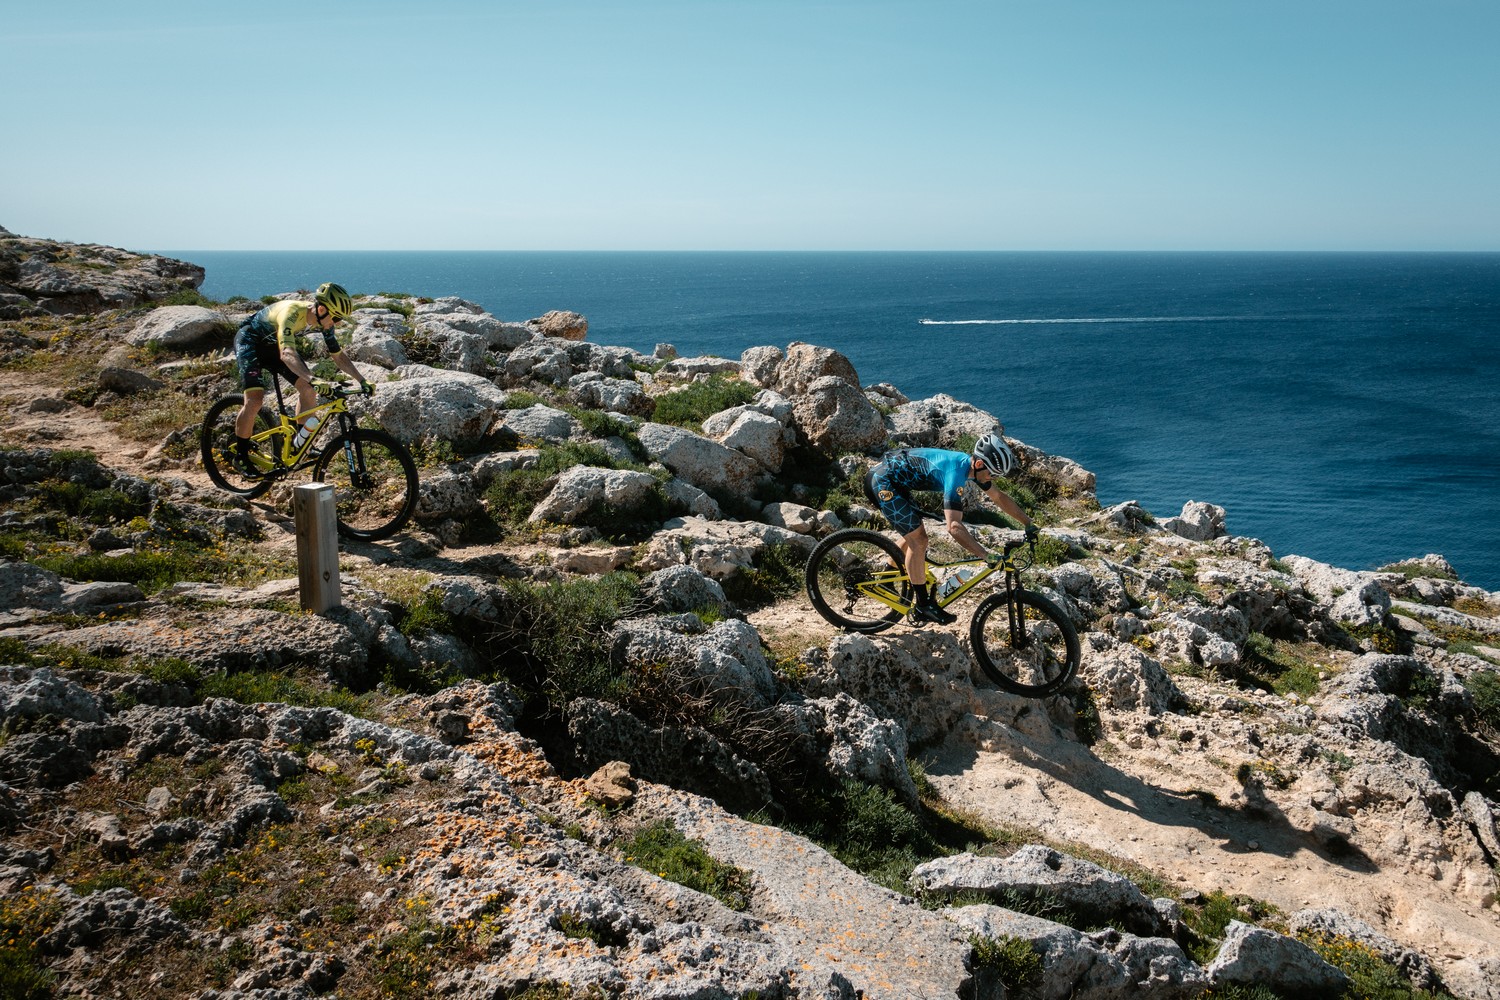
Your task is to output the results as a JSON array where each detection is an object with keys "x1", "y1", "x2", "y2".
[
  {"x1": 945, "y1": 510, "x2": 991, "y2": 559},
  {"x1": 329, "y1": 350, "x2": 366, "y2": 385},
  {"x1": 986, "y1": 484, "x2": 1034, "y2": 530}
]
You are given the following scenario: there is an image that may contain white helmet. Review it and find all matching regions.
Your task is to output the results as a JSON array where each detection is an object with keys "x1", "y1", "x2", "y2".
[{"x1": 972, "y1": 431, "x2": 1016, "y2": 477}]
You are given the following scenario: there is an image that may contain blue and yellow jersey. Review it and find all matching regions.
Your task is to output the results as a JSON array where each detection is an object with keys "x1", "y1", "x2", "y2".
[
  {"x1": 876, "y1": 448, "x2": 976, "y2": 511},
  {"x1": 242, "y1": 299, "x2": 342, "y2": 355}
]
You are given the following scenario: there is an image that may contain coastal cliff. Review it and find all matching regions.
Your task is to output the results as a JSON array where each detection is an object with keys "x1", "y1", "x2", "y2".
[{"x1": 2, "y1": 230, "x2": 1498, "y2": 1000}]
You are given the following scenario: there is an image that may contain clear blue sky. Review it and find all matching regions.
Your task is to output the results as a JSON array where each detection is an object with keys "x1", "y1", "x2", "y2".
[{"x1": 4, "y1": 0, "x2": 1497, "y2": 251}]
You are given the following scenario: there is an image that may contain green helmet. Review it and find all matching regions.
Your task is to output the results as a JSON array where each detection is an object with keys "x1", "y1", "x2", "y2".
[{"x1": 314, "y1": 282, "x2": 353, "y2": 320}]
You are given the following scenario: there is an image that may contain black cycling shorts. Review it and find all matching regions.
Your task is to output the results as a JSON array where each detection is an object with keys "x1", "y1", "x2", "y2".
[{"x1": 234, "y1": 323, "x2": 298, "y2": 392}]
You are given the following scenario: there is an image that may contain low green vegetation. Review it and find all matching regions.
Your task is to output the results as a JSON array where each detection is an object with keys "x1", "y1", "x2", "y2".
[
  {"x1": 1302, "y1": 932, "x2": 1456, "y2": 1000},
  {"x1": 720, "y1": 542, "x2": 806, "y2": 609},
  {"x1": 650, "y1": 373, "x2": 758, "y2": 429},
  {"x1": 197, "y1": 671, "x2": 379, "y2": 717},
  {"x1": 969, "y1": 933, "x2": 1043, "y2": 993},
  {"x1": 0, "y1": 886, "x2": 61, "y2": 1000},
  {"x1": 1237, "y1": 633, "x2": 1322, "y2": 697},
  {"x1": 1378, "y1": 560, "x2": 1458, "y2": 582},
  {"x1": 1182, "y1": 891, "x2": 1284, "y2": 965},
  {"x1": 618, "y1": 821, "x2": 753, "y2": 910},
  {"x1": 1466, "y1": 670, "x2": 1500, "y2": 736},
  {"x1": 484, "y1": 572, "x2": 642, "y2": 709}
]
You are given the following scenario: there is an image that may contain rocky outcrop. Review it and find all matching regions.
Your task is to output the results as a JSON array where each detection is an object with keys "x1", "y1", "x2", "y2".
[
  {"x1": 362, "y1": 364, "x2": 511, "y2": 445},
  {"x1": 0, "y1": 231, "x2": 204, "y2": 316}
]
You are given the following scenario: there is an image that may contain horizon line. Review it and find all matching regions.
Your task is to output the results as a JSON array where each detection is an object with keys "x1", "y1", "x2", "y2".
[{"x1": 158, "y1": 247, "x2": 1500, "y2": 255}]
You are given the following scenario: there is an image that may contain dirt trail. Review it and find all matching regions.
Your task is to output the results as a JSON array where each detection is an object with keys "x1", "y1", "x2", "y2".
[
  {"x1": 0, "y1": 376, "x2": 215, "y2": 491},
  {"x1": 748, "y1": 601, "x2": 1500, "y2": 982}
]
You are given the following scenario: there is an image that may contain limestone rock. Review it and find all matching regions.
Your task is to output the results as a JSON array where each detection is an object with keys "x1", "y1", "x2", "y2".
[
  {"x1": 528, "y1": 466, "x2": 661, "y2": 526},
  {"x1": 365, "y1": 364, "x2": 509, "y2": 445},
  {"x1": 1206, "y1": 920, "x2": 1350, "y2": 995},
  {"x1": 791, "y1": 375, "x2": 886, "y2": 455},
  {"x1": 739, "y1": 345, "x2": 784, "y2": 387},
  {"x1": 568, "y1": 371, "x2": 652, "y2": 415},
  {"x1": 912, "y1": 845, "x2": 1171, "y2": 937},
  {"x1": 126, "y1": 305, "x2": 229, "y2": 348},
  {"x1": 635, "y1": 422, "x2": 763, "y2": 497},
  {"x1": 885, "y1": 393, "x2": 1001, "y2": 448},
  {"x1": 772, "y1": 342, "x2": 860, "y2": 396},
  {"x1": 528, "y1": 309, "x2": 588, "y2": 341},
  {"x1": 0, "y1": 233, "x2": 204, "y2": 314},
  {"x1": 948, "y1": 904, "x2": 1207, "y2": 1000},
  {"x1": 640, "y1": 564, "x2": 733, "y2": 617},
  {"x1": 1160, "y1": 500, "x2": 1228, "y2": 541},
  {"x1": 494, "y1": 404, "x2": 581, "y2": 445}
]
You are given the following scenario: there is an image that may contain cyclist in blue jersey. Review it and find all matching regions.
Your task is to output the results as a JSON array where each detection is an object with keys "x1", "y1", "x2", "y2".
[{"x1": 866, "y1": 430, "x2": 1038, "y2": 624}]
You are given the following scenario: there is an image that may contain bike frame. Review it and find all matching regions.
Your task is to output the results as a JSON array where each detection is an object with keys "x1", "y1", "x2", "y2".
[
  {"x1": 242, "y1": 378, "x2": 358, "y2": 474},
  {"x1": 852, "y1": 538, "x2": 1029, "y2": 615}
]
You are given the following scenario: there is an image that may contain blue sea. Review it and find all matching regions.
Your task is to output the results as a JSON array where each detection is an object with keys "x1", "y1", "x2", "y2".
[{"x1": 180, "y1": 251, "x2": 1500, "y2": 591}]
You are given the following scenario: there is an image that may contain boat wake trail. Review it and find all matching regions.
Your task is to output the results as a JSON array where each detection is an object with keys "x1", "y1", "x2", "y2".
[{"x1": 918, "y1": 316, "x2": 1256, "y2": 326}]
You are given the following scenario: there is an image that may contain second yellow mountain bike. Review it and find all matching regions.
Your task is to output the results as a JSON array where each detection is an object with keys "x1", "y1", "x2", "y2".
[{"x1": 805, "y1": 528, "x2": 1080, "y2": 697}]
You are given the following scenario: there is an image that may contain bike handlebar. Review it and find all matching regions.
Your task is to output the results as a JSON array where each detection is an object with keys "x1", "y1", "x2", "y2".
[{"x1": 317, "y1": 381, "x2": 373, "y2": 400}]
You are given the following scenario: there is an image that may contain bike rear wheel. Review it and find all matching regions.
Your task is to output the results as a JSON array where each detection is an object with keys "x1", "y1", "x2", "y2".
[
  {"x1": 201, "y1": 394, "x2": 278, "y2": 498},
  {"x1": 970, "y1": 590, "x2": 1080, "y2": 697},
  {"x1": 805, "y1": 528, "x2": 910, "y2": 633},
  {"x1": 312, "y1": 428, "x2": 419, "y2": 541}
]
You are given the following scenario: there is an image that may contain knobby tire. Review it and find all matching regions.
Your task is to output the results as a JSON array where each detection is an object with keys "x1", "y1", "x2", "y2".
[
  {"x1": 805, "y1": 528, "x2": 910, "y2": 633},
  {"x1": 200, "y1": 394, "x2": 277, "y2": 499},
  {"x1": 969, "y1": 589, "x2": 1080, "y2": 697},
  {"x1": 312, "y1": 428, "x2": 419, "y2": 542}
]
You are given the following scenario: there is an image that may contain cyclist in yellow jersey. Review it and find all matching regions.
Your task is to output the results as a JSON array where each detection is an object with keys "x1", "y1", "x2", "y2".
[{"x1": 232, "y1": 282, "x2": 372, "y2": 470}]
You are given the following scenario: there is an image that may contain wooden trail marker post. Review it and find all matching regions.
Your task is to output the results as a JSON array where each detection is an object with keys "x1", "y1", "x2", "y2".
[{"x1": 294, "y1": 483, "x2": 341, "y2": 613}]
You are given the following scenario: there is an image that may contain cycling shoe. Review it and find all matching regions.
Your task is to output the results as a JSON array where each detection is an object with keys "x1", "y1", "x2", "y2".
[{"x1": 909, "y1": 602, "x2": 957, "y2": 626}]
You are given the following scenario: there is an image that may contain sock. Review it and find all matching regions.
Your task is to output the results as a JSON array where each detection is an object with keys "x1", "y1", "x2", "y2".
[
  {"x1": 234, "y1": 435, "x2": 251, "y2": 454},
  {"x1": 914, "y1": 583, "x2": 934, "y2": 606}
]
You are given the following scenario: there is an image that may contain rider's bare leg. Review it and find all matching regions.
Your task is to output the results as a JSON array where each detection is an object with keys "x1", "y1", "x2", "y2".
[
  {"x1": 900, "y1": 524, "x2": 929, "y2": 588},
  {"x1": 235, "y1": 388, "x2": 266, "y2": 439}
]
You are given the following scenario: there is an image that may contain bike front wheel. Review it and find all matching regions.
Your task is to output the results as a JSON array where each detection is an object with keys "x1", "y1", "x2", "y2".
[
  {"x1": 970, "y1": 590, "x2": 1080, "y2": 697},
  {"x1": 805, "y1": 528, "x2": 910, "y2": 633},
  {"x1": 312, "y1": 428, "x2": 419, "y2": 541},
  {"x1": 201, "y1": 394, "x2": 277, "y2": 498}
]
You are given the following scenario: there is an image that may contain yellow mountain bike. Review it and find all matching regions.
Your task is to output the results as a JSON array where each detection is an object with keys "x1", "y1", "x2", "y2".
[
  {"x1": 200, "y1": 380, "x2": 418, "y2": 542},
  {"x1": 804, "y1": 528, "x2": 1080, "y2": 697}
]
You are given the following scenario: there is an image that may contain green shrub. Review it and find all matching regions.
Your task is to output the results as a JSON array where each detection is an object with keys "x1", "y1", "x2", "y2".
[
  {"x1": 395, "y1": 589, "x2": 455, "y2": 638},
  {"x1": 969, "y1": 933, "x2": 1043, "y2": 992},
  {"x1": 1239, "y1": 633, "x2": 1321, "y2": 697},
  {"x1": 1467, "y1": 670, "x2": 1500, "y2": 734},
  {"x1": 156, "y1": 289, "x2": 219, "y2": 307},
  {"x1": 787, "y1": 780, "x2": 932, "y2": 892},
  {"x1": 1183, "y1": 891, "x2": 1283, "y2": 965},
  {"x1": 651, "y1": 373, "x2": 758, "y2": 429},
  {"x1": 0, "y1": 887, "x2": 61, "y2": 1000},
  {"x1": 619, "y1": 821, "x2": 753, "y2": 910},
  {"x1": 1031, "y1": 533, "x2": 1072, "y2": 568},
  {"x1": 720, "y1": 542, "x2": 807, "y2": 609},
  {"x1": 504, "y1": 389, "x2": 552, "y2": 409},
  {"x1": 1302, "y1": 931, "x2": 1455, "y2": 999},
  {"x1": 1071, "y1": 684, "x2": 1102, "y2": 745},
  {"x1": 197, "y1": 671, "x2": 376, "y2": 716},
  {"x1": 484, "y1": 572, "x2": 641, "y2": 709}
]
